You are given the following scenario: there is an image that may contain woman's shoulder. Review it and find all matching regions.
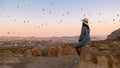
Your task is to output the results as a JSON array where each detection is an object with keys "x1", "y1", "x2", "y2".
[
  {"x1": 83, "y1": 26, "x2": 87, "y2": 29},
  {"x1": 83, "y1": 25, "x2": 90, "y2": 30}
]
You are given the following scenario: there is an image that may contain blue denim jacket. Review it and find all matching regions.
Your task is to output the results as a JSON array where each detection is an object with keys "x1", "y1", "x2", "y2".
[{"x1": 76, "y1": 26, "x2": 90, "y2": 48}]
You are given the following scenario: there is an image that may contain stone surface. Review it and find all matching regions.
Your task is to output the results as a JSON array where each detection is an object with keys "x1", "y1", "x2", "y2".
[
  {"x1": 107, "y1": 28, "x2": 120, "y2": 39},
  {"x1": 77, "y1": 39, "x2": 120, "y2": 68},
  {"x1": 0, "y1": 55, "x2": 79, "y2": 68},
  {"x1": 47, "y1": 46, "x2": 58, "y2": 57},
  {"x1": 0, "y1": 38, "x2": 120, "y2": 68}
]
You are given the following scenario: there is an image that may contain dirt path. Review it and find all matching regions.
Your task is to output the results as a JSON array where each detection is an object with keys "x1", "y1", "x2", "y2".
[{"x1": 0, "y1": 55, "x2": 79, "y2": 68}]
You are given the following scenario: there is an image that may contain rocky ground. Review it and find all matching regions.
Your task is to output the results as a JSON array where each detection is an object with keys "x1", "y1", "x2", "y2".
[
  {"x1": 79, "y1": 39, "x2": 120, "y2": 68},
  {"x1": 0, "y1": 38, "x2": 120, "y2": 68},
  {"x1": 0, "y1": 55, "x2": 79, "y2": 68},
  {"x1": 0, "y1": 28, "x2": 120, "y2": 68}
]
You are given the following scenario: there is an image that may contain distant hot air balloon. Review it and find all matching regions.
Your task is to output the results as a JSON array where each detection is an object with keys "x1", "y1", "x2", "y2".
[
  {"x1": 42, "y1": 9, "x2": 45, "y2": 11},
  {"x1": 38, "y1": 26, "x2": 40, "y2": 28},
  {"x1": 24, "y1": 20, "x2": 26, "y2": 23},
  {"x1": 60, "y1": 20, "x2": 62, "y2": 22},
  {"x1": 83, "y1": 14, "x2": 86, "y2": 17},
  {"x1": 49, "y1": 11, "x2": 52, "y2": 14},
  {"x1": 58, "y1": 22, "x2": 60, "y2": 24},
  {"x1": 117, "y1": 14, "x2": 119, "y2": 17},
  {"x1": 81, "y1": 8, "x2": 83, "y2": 11},
  {"x1": 13, "y1": 32, "x2": 15, "y2": 34},
  {"x1": 41, "y1": 24, "x2": 43, "y2": 26},
  {"x1": 45, "y1": 23, "x2": 48, "y2": 25},
  {"x1": 16, "y1": 5, "x2": 19, "y2": 8},
  {"x1": 98, "y1": 13, "x2": 101, "y2": 15},
  {"x1": 14, "y1": 19, "x2": 16, "y2": 22},
  {"x1": 7, "y1": 32, "x2": 10, "y2": 34},
  {"x1": 113, "y1": 19, "x2": 115, "y2": 21},
  {"x1": 66, "y1": 12, "x2": 69, "y2": 15},
  {"x1": 50, "y1": 3, "x2": 54, "y2": 5},
  {"x1": 2, "y1": 9, "x2": 5, "y2": 12},
  {"x1": 98, "y1": 21, "x2": 101, "y2": 23},
  {"x1": 7, "y1": 15, "x2": 10, "y2": 18},
  {"x1": 62, "y1": 14, "x2": 65, "y2": 16},
  {"x1": 28, "y1": 4, "x2": 31, "y2": 7}
]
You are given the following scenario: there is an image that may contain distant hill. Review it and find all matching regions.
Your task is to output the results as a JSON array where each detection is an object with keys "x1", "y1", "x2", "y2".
[
  {"x1": 0, "y1": 35, "x2": 107, "y2": 43},
  {"x1": 107, "y1": 28, "x2": 120, "y2": 39}
]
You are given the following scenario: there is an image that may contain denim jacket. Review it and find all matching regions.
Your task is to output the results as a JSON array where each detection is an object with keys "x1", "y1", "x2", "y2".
[{"x1": 76, "y1": 25, "x2": 90, "y2": 48}]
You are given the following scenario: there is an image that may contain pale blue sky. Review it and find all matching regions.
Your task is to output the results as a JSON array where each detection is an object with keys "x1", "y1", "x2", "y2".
[{"x1": 0, "y1": 0, "x2": 120, "y2": 37}]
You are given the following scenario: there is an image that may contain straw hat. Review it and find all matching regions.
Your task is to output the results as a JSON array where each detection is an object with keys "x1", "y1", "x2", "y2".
[{"x1": 81, "y1": 18, "x2": 89, "y2": 25}]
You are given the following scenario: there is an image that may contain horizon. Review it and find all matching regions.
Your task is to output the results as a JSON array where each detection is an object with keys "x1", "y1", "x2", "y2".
[
  {"x1": 0, "y1": 34, "x2": 107, "y2": 38},
  {"x1": 0, "y1": 0, "x2": 120, "y2": 37}
]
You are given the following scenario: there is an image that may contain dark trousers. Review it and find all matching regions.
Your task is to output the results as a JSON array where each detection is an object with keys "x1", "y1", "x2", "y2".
[{"x1": 75, "y1": 46, "x2": 82, "y2": 56}]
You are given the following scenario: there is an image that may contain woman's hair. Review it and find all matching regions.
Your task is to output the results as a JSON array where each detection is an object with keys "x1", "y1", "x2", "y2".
[{"x1": 82, "y1": 22, "x2": 90, "y2": 30}]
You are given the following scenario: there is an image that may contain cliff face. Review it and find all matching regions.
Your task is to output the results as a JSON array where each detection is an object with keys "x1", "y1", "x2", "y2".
[
  {"x1": 77, "y1": 28, "x2": 120, "y2": 68},
  {"x1": 107, "y1": 28, "x2": 120, "y2": 39},
  {"x1": 77, "y1": 39, "x2": 120, "y2": 68}
]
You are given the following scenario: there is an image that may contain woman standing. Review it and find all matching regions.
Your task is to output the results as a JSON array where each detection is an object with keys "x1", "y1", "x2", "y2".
[{"x1": 75, "y1": 18, "x2": 91, "y2": 56}]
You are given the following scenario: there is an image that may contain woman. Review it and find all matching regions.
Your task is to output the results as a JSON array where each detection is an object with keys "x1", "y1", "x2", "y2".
[{"x1": 75, "y1": 18, "x2": 91, "y2": 56}]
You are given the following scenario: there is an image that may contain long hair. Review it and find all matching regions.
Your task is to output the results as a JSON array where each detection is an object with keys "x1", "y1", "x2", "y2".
[{"x1": 82, "y1": 22, "x2": 90, "y2": 31}]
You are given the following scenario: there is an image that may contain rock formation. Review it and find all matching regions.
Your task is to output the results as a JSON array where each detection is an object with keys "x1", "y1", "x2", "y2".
[
  {"x1": 77, "y1": 31, "x2": 120, "y2": 68},
  {"x1": 107, "y1": 28, "x2": 120, "y2": 39},
  {"x1": 0, "y1": 29, "x2": 120, "y2": 68}
]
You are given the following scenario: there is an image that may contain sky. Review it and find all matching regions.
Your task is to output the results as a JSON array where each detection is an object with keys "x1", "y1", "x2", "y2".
[{"x1": 0, "y1": 0, "x2": 120, "y2": 37}]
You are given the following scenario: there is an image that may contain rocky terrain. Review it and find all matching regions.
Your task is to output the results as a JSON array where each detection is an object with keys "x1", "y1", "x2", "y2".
[
  {"x1": 0, "y1": 28, "x2": 120, "y2": 68},
  {"x1": 108, "y1": 28, "x2": 120, "y2": 39}
]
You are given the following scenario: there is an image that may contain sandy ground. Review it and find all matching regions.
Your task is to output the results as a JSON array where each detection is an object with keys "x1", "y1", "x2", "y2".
[{"x1": 0, "y1": 55, "x2": 80, "y2": 68}]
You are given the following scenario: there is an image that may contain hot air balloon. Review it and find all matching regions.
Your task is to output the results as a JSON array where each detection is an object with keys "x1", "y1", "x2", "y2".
[
  {"x1": 24, "y1": 20, "x2": 26, "y2": 23},
  {"x1": 81, "y1": 8, "x2": 83, "y2": 11},
  {"x1": 7, "y1": 32, "x2": 10, "y2": 34},
  {"x1": 50, "y1": 3, "x2": 54, "y2": 6},
  {"x1": 7, "y1": 15, "x2": 10, "y2": 18},
  {"x1": 38, "y1": 26, "x2": 40, "y2": 28},
  {"x1": 60, "y1": 20, "x2": 62, "y2": 22},
  {"x1": 117, "y1": 14, "x2": 119, "y2": 17},
  {"x1": 14, "y1": 19, "x2": 16, "y2": 22},
  {"x1": 2, "y1": 9, "x2": 5, "y2": 12},
  {"x1": 98, "y1": 13, "x2": 101, "y2": 15},
  {"x1": 42, "y1": 9, "x2": 45, "y2": 11},
  {"x1": 98, "y1": 21, "x2": 101, "y2": 23},
  {"x1": 62, "y1": 14, "x2": 65, "y2": 16},
  {"x1": 28, "y1": 4, "x2": 31, "y2": 7},
  {"x1": 16, "y1": 5, "x2": 20, "y2": 8},
  {"x1": 49, "y1": 11, "x2": 52, "y2": 14},
  {"x1": 66, "y1": 12, "x2": 69, "y2": 15},
  {"x1": 113, "y1": 19, "x2": 115, "y2": 21},
  {"x1": 41, "y1": 24, "x2": 43, "y2": 26},
  {"x1": 83, "y1": 14, "x2": 86, "y2": 17}
]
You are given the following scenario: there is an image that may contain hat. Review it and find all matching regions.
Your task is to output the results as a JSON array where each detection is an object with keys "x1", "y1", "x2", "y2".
[{"x1": 81, "y1": 18, "x2": 89, "y2": 25}]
